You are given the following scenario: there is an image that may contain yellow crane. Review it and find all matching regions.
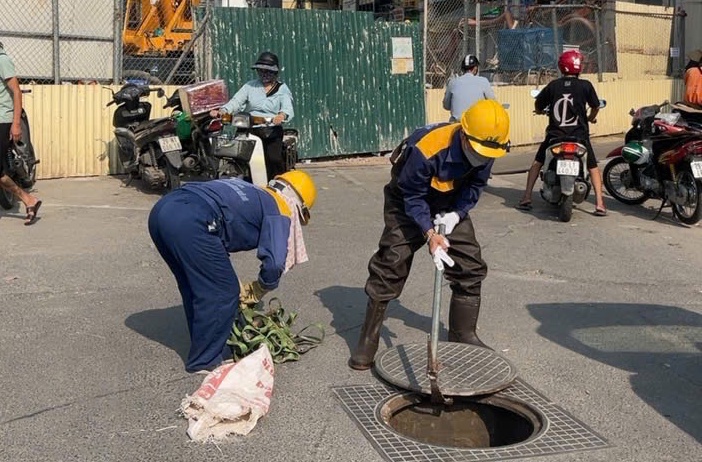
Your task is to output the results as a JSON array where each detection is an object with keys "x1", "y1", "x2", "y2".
[{"x1": 123, "y1": 0, "x2": 201, "y2": 56}]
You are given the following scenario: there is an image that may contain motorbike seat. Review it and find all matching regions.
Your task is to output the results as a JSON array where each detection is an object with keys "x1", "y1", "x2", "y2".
[
  {"x1": 114, "y1": 127, "x2": 136, "y2": 141},
  {"x1": 548, "y1": 136, "x2": 587, "y2": 146},
  {"x1": 133, "y1": 116, "x2": 172, "y2": 133}
]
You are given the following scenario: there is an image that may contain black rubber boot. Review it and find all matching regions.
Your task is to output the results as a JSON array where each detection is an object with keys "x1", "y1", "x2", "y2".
[
  {"x1": 349, "y1": 300, "x2": 388, "y2": 370},
  {"x1": 448, "y1": 294, "x2": 491, "y2": 349}
]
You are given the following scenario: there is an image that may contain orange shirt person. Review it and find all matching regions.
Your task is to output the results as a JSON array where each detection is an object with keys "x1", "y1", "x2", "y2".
[{"x1": 684, "y1": 49, "x2": 702, "y2": 106}]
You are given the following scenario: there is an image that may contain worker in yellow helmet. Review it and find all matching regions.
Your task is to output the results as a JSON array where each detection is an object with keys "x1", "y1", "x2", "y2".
[
  {"x1": 349, "y1": 99, "x2": 511, "y2": 370},
  {"x1": 148, "y1": 171, "x2": 316, "y2": 374}
]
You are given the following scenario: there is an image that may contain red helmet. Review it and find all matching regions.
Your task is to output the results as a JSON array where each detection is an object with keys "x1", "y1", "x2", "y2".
[{"x1": 558, "y1": 50, "x2": 583, "y2": 75}]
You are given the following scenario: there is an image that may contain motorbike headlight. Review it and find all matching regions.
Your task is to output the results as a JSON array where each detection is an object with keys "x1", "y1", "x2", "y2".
[{"x1": 232, "y1": 113, "x2": 252, "y2": 129}]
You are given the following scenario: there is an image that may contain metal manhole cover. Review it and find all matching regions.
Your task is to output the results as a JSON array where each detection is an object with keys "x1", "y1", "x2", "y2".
[{"x1": 374, "y1": 342, "x2": 518, "y2": 396}]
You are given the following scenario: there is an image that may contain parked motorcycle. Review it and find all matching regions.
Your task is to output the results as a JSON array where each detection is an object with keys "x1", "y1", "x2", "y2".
[
  {"x1": 106, "y1": 84, "x2": 184, "y2": 191},
  {"x1": 603, "y1": 103, "x2": 702, "y2": 224},
  {"x1": 529, "y1": 89, "x2": 605, "y2": 222},
  {"x1": 0, "y1": 89, "x2": 40, "y2": 210},
  {"x1": 162, "y1": 89, "x2": 223, "y2": 179}
]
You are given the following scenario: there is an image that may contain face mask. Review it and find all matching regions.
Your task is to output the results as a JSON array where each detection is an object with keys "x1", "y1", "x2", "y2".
[
  {"x1": 257, "y1": 70, "x2": 276, "y2": 84},
  {"x1": 460, "y1": 133, "x2": 491, "y2": 166}
]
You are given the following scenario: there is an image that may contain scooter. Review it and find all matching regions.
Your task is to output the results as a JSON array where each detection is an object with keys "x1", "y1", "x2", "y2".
[
  {"x1": 603, "y1": 104, "x2": 702, "y2": 224},
  {"x1": 530, "y1": 89, "x2": 606, "y2": 222},
  {"x1": 106, "y1": 84, "x2": 184, "y2": 191},
  {"x1": 213, "y1": 113, "x2": 273, "y2": 187},
  {"x1": 539, "y1": 137, "x2": 592, "y2": 222},
  {"x1": 162, "y1": 89, "x2": 223, "y2": 179},
  {"x1": 0, "y1": 89, "x2": 40, "y2": 210}
]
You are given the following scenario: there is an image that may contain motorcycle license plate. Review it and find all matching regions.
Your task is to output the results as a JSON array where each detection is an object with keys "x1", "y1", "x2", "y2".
[
  {"x1": 690, "y1": 161, "x2": 702, "y2": 179},
  {"x1": 556, "y1": 159, "x2": 579, "y2": 176},
  {"x1": 158, "y1": 136, "x2": 182, "y2": 153}
]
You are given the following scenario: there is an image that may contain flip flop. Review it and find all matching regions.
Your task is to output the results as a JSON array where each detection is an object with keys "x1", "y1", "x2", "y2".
[
  {"x1": 515, "y1": 201, "x2": 532, "y2": 211},
  {"x1": 24, "y1": 200, "x2": 42, "y2": 226},
  {"x1": 593, "y1": 207, "x2": 607, "y2": 217}
]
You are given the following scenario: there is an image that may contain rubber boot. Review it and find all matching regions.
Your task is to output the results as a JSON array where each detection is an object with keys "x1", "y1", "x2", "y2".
[
  {"x1": 349, "y1": 300, "x2": 388, "y2": 370},
  {"x1": 448, "y1": 294, "x2": 491, "y2": 349}
]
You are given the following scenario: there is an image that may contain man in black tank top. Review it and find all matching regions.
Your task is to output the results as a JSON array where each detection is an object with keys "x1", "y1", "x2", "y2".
[{"x1": 516, "y1": 50, "x2": 607, "y2": 216}]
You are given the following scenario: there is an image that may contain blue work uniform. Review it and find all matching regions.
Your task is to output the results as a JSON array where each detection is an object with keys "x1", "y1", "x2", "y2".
[
  {"x1": 366, "y1": 122, "x2": 491, "y2": 302},
  {"x1": 148, "y1": 178, "x2": 292, "y2": 373}
]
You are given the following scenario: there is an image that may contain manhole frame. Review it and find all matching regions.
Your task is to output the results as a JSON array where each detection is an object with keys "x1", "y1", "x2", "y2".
[
  {"x1": 375, "y1": 341, "x2": 519, "y2": 397},
  {"x1": 376, "y1": 391, "x2": 548, "y2": 450},
  {"x1": 332, "y1": 379, "x2": 611, "y2": 462}
]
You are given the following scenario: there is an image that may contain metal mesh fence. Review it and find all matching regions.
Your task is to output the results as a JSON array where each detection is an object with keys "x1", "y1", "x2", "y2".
[
  {"x1": 423, "y1": 0, "x2": 682, "y2": 89},
  {"x1": 0, "y1": 0, "x2": 114, "y2": 83},
  {"x1": 0, "y1": 0, "x2": 211, "y2": 85},
  {"x1": 0, "y1": 1, "x2": 684, "y2": 86}
]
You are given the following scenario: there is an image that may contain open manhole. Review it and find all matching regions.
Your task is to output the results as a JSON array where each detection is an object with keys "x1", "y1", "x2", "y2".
[
  {"x1": 333, "y1": 380, "x2": 610, "y2": 461},
  {"x1": 379, "y1": 392, "x2": 544, "y2": 449}
]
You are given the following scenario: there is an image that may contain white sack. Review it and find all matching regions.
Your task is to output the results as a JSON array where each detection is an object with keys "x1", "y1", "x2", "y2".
[{"x1": 179, "y1": 344, "x2": 275, "y2": 441}]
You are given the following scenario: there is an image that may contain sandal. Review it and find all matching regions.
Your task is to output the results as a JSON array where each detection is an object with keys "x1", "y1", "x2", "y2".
[
  {"x1": 593, "y1": 206, "x2": 607, "y2": 217},
  {"x1": 515, "y1": 201, "x2": 532, "y2": 211},
  {"x1": 24, "y1": 200, "x2": 42, "y2": 226}
]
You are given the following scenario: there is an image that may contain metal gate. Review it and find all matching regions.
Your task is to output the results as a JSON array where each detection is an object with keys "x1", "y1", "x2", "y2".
[{"x1": 205, "y1": 8, "x2": 424, "y2": 159}]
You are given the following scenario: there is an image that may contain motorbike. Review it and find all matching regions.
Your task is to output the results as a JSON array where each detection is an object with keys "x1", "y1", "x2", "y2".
[
  {"x1": 214, "y1": 113, "x2": 301, "y2": 186},
  {"x1": 0, "y1": 89, "x2": 40, "y2": 210},
  {"x1": 530, "y1": 89, "x2": 606, "y2": 222},
  {"x1": 539, "y1": 136, "x2": 593, "y2": 222},
  {"x1": 106, "y1": 84, "x2": 184, "y2": 191},
  {"x1": 162, "y1": 89, "x2": 223, "y2": 180},
  {"x1": 603, "y1": 102, "x2": 702, "y2": 224}
]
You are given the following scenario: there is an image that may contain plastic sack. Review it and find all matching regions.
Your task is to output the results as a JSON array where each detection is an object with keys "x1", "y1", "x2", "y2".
[{"x1": 179, "y1": 344, "x2": 275, "y2": 442}]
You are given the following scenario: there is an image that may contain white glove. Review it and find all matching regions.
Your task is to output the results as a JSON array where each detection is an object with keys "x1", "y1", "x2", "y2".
[
  {"x1": 432, "y1": 247, "x2": 455, "y2": 272},
  {"x1": 434, "y1": 212, "x2": 461, "y2": 235}
]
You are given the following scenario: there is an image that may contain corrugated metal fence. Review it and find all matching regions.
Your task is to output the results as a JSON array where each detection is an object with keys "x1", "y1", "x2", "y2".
[{"x1": 206, "y1": 8, "x2": 425, "y2": 159}]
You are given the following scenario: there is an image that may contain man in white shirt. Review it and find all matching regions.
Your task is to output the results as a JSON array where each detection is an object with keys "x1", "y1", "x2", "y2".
[{"x1": 443, "y1": 55, "x2": 495, "y2": 122}]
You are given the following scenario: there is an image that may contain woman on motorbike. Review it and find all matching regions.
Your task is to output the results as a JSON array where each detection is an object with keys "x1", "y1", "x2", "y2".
[{"x1": 210, "y1": 51, "x2": 294, "y2": 181}]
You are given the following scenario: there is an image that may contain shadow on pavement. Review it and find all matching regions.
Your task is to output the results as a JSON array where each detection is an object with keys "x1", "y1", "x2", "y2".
[
  {"x1": 485, "y1": 183, "x2": 600, "y2": 222},
  {"x1": 124, "y1": 305, "x2": 190, "y2": 365},
  {"x1": 528, "y1": 302, "x2": 702, "y2": 443},
  {"x1": 314, "y1": 285, "x2": 446, "y2": 355}
]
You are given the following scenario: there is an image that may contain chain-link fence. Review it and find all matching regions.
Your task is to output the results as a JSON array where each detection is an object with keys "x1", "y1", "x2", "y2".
[
  {"x1": 423, "y1": 0, "x2": 684, "y2": 89},
  {"x1": 0, "y1": 0, "x2": 114, "y2": 83},
  {"x1": 0, "y1": 1, "x2": 686, "y2": 86},
  {"x1": 0, "y1": 0, "x2": 212, "y2": 85}
]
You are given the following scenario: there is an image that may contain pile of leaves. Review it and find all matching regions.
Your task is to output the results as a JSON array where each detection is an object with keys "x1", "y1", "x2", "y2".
[{"x1": 227, "y1": 298, "x2": 325, "y2": 364}]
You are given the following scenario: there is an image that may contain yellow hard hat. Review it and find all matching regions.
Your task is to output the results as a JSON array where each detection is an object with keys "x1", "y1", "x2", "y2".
[
  {"x1": 275, "y1": 170, "x2": 317, "y2": 223},
  {"x1": 460, "y1": 99, "x2": 511, "y2": 158}
]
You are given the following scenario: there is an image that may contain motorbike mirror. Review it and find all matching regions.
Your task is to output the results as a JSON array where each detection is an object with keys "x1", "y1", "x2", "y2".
[
  {"x1": 502, "y1": 103, "x2": 510, "y2": 109},
  {"x1": 530, "y1": 89, "x2": 541, "y2": 98},
  {"x1": 598, "y1": 99, "x2": 607, "y2": 109},
  {"x1": 102, "y1": 86, "x2": 115, "y2": 96},
  {"x1": 156, "y1": 88, "x2": 165, "y2": 98}
]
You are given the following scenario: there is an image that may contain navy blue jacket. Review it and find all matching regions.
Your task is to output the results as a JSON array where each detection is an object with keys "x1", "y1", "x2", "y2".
[
  {"x1": 182, "y1": 179, "x2": 291, "y2": 290},
  {"x1": 395, "y1": 123, "x2": 493, "y2": 233}
]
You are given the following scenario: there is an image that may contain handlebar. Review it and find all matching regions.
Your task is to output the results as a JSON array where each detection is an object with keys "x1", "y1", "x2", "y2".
[{"x1": 104, "y1": 84, "x2": 165, "y2": 107}]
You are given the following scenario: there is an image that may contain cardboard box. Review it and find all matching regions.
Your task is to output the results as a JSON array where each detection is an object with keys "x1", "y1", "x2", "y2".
[{"x1": 178, "y1": 79, "x2": 229, "y2": 116}]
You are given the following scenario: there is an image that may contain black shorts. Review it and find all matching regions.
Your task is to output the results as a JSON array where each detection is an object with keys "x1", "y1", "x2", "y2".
[
  {"x1": 0, "y1": 123, "x2": 11, "y2": 177},
  {"x1": 535, "y1": 135, "x2": 598, "y2": 169}
]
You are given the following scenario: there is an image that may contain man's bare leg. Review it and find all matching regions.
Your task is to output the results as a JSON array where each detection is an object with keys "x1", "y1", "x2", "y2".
[
  {"x1": 588, "y1": 167, "x2": 607, "y2": 213},
  {"x1": 0, "y1": 174, "x2": 42, "y2": 225},
  {"x1": 517, "y1": 161, "x2": 543, "y2": 207}
]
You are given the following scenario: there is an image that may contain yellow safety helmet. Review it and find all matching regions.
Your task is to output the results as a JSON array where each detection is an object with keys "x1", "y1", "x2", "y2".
[
  {"x1": 460, "y1": 99, "x2": 511, "y2": 158},
  {"x1": 275, "y1": 170, "x2": 317, "y2": 224}
]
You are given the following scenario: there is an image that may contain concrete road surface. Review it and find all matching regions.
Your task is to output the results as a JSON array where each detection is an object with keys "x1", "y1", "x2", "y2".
[{"x1": 0, "y1": 159, "x2": 700, "y2": 462}]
